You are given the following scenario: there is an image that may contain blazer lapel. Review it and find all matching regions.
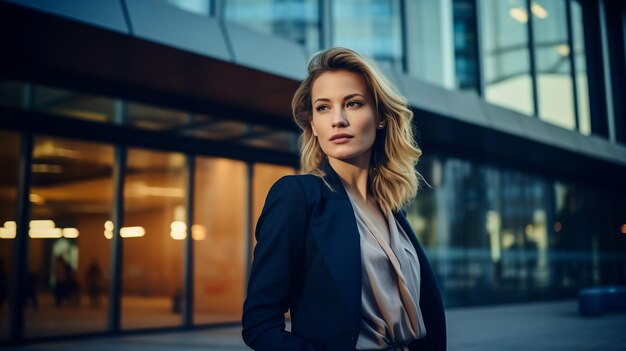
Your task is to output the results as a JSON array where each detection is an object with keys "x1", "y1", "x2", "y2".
[{"x1": 311, "y1": 159, "x2": 362, "y2": 324}]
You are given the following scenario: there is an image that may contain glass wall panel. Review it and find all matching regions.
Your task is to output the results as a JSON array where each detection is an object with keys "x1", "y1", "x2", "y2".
[
  {"x1": 193, "y1": 157, "x2": 246, "y2": 324},
  {"x1": 121, "y1": 148, "x2": 186, "y2": 329},
  {"x1": 406, "y1": 155, "x2": 624, "y2": 307},
  {"x1": 224, "y1": 0, "x2": 320, "y2": 55},
  {"x1": 31, "y1": 85, "x2": 116, "y2": 124},
  {"x1": 0, "y1": 131, "x2": 20, "y2": 340},
  {"x1": 406, "y1": 0, "x2": 456, "y2": 89},
  {"x1": 24, "y1": 136, "x2": 113, "y2": 338},
  {"x1": 453, "y1": 0, "x2": 480, "y2": 92},
  {"x1": 479, "y1": 0, "x2": 534, "y2": 115},
  {"x1": 332, "y1": 0, "x2": 403, "y2": 70},
  {"x1": 251, "y1": 163, "x2": 296, "y2": 249},
  {"x1": 572, "y1": 0, "x2": 591, "y2": 135},
  {"x1": 552, "y1": 182, "x2": 594, "y2": 292},
  {"x1": 153, "y1": 0, "x2": 212, "y2": 16},
  {"x1": 532, "y1": 0, "x2": 576, "y2": 129}
]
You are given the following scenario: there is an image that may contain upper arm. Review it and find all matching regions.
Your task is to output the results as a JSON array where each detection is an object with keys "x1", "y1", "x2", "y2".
[{"x1": 242, "y1": 176, "x2": 311, "y2": 348}]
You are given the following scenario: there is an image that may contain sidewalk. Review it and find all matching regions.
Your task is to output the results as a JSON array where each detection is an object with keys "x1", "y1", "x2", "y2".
[{"x1": 4, "y1": 300, "x2": 626, "y2": 350}]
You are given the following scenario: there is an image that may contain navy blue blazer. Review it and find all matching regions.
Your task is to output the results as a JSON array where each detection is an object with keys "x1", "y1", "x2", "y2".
[{"x1": 242, "y1": 160, "x2": 446, "y2": 351}]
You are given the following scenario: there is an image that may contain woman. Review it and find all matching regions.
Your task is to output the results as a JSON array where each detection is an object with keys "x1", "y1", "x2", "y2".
[{"x1": 242, "y1": 48, "x2": 446, "y2": 351}]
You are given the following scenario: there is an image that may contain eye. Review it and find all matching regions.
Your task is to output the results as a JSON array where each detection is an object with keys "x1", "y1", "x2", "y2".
[
  {"x1": 346, "y1": 100, "x2": 363, "y2": 109},
  {"x1": 315, "y1": 105, "x2": 330, "y2": 112}
]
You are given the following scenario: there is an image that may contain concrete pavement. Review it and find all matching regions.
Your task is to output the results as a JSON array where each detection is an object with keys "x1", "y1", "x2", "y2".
[{"x1": 4, "y1": 300, "x2": 626, "y2": 350}]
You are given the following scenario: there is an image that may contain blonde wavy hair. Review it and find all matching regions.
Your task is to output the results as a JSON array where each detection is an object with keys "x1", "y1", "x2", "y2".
[{"x1": 292, "y1": 47, "x2": 424, "y2": 213}]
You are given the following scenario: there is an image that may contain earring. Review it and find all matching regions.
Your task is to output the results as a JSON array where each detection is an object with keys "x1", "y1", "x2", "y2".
[{"x1": 377, "y1": 122, "x2": 385, "y2": 129}]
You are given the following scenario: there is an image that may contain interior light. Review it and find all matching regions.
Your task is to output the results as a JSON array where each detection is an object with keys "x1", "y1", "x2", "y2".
[
  {"x1": 31, "y1": 163, "x2": 63, "y2": 174},
  {"x1": 29, "y1": 228, "x2": 62, "y2": 238},
  {"x1": 62, "y1": 228, "x2": 79, "y2": 238},
  {"x1": 34, "y1": 141, "x2": 79, "y2": 159},
  {"x1": 0, "y1": 221, "x2": 17, "y2": 239},
  {"x1": 120, "y1": 226, "x2": 145, "y2": 238},
  {"x1": 192, "y1": 224, "x2": 206, "y2": 241},
  {"x1": 29, "y1": 193, "x2": 46, "y2": 205},
  {"x1": 129, "y1": 183, "x2": 184, "y2": 198},
  {"x1": 104, "y1": 220, "x2": 114, "y2": 239},
  {"x1": 531, "y1": 2, "x2": 548, "y2": 19},
  {"x1": 104, "y1": 221, "x2": 114, "y2": 231},
  {"x1": 509, "y1": 7, "x2": 528, "y2": 23},
  {"x1": 170, "y1": 221, "x2": 187, "y2": 232},
  {"x1": 621, "y1": 224, "x2": 626, "y2": 234},
  {"x1": 556, "y1": 44, "x2": 570, "y2": 57},
  {"x1": 170, "y1": 221, "x2": 187, "y2": 240},
  {"x1": 30, "y1": 220, "x2": 55, "y2": 229}
]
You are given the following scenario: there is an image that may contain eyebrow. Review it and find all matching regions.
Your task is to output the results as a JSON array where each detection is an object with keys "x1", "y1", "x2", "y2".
[{"x1": 313, "y1": 93, "x2": 366, "y2": 104}]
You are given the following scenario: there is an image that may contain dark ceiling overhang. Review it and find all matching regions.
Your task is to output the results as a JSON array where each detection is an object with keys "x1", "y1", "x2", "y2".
[{"x1": 0, "y1": 1, "x2": 300, "y2": 131}]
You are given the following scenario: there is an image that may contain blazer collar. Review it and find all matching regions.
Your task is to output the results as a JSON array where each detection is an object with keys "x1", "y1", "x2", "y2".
[
  {"x1": 319, "y1": 157, "x2": 349, "y2": 200},
  {"x1": 314, "y1": 157, "x2": 426, "y2": 332}
]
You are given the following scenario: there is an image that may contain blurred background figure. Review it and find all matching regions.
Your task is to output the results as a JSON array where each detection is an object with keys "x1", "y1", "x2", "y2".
[{"x1": 85, "y1": 260, "x2": 104, "y2": 308}]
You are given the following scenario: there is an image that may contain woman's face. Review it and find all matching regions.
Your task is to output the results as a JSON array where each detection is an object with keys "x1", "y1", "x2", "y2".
[{"x1": 310, "y1": 70, "x2": 380, "y2": 167}]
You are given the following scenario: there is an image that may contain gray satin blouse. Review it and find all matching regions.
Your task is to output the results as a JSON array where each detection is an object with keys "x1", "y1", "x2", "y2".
[{"x1": 345, "y1": 191, "x2": 426, "y2": 351}]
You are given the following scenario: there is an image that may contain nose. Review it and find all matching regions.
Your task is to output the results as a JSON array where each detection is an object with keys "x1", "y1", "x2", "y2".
[{"x1": 331, "y1": 107, "x2": 348, "y2": 128}]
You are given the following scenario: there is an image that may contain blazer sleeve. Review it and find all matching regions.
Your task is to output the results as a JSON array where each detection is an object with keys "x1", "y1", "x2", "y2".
[{"x1": 242, "y1": 176, "x2": 320, "y2": 351}]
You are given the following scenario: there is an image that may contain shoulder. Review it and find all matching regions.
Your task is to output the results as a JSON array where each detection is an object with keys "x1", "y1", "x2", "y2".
[{"x1": 270, "y1": 174, "x2": 323, "y2": 197}]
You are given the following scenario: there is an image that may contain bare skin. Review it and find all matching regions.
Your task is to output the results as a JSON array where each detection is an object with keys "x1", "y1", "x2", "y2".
[{"x1": 310, "y1": 70, "x2": 390, "y2": 243}]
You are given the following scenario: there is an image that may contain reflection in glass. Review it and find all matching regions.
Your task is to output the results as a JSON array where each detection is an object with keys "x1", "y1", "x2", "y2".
[
  {"x1": 24, "y1": 136, "x2": 113, "y2": 338},
  {"x1": 405, "y1": 156, "x2": 620, "y2": 306},
  {"x1": 453, "y1": 0, "x2": 480, "y2": 92},
  {"x1": 533, "y1": 0, "x2": 576, "y2": 129},
  {"x1": 333, "y1": 0, "x2": 403, "y2": 70},
  {"x1": 125, "y1": 101, "x2": 197, "y2": 131},
  {"x1": 153, "y1": 0, "x2": 212, "y2": 16},
  {"x1": 571, "y1": 0, "x2": 591, "y2": 135},
  {"x1": 224, "y1": 0, "x2": 320, "y2": 54},
  {"x1": 32, "y1": 85, "x2": 116, "y2": 124},
  {"x1": 0, "y1": 131, "x2": 19, "y2": 340},
  {"x1": 480, "y1": 0, "x2": 534, "y2": 115},
  {"x1": 405, "y1": 0, "x2": 455, "y2": 89},
  {"x1": 122, "y1": 148, "x2": 186, "y2": 329},
  {"x1": 190, "y1": 121, "x2": 299, "y2": 153},
  {"x1": 193, "y1": 157, "x2": 246, "y2": 324}
]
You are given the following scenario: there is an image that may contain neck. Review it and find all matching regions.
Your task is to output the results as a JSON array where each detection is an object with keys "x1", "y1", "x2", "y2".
[{"x1": 328, "y1": 154, "x2": 371, "y2": 203}]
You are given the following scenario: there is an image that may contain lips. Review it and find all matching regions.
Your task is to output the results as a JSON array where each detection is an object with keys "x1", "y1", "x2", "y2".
[{"x1": 329, "y1": 133, "x2": 353, "y2": 141}]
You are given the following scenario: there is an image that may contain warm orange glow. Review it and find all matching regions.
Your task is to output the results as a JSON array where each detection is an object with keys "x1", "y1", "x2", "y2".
[
  {"x1": 29, "y1": 193, "x2": 46, "y2": 205},
  {"x1": 192, "y1": 224, "x2": 206, "y2": 241},
  {"x1": 128, "y1": 183, "x2": 184, "y2": 198},
  {"x1": 621, "y1": 224, "x2": 626, "y2": 234},
  {"x1": 554, "y1": 221, "x2": 562, "y2": 232}
]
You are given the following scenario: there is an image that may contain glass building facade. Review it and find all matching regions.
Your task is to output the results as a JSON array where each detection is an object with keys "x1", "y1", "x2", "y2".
[{"x1": 1, "y1": 0, "x2": 625, "y2": 344}]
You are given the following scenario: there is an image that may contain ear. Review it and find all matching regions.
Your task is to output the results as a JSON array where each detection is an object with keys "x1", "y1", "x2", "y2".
[
  {"x1": 310, "y1": 121, "x2": 318, "y2": 137},
  {"x1": 377, "y1": 119, "x2": 386, "y2": 129}
]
